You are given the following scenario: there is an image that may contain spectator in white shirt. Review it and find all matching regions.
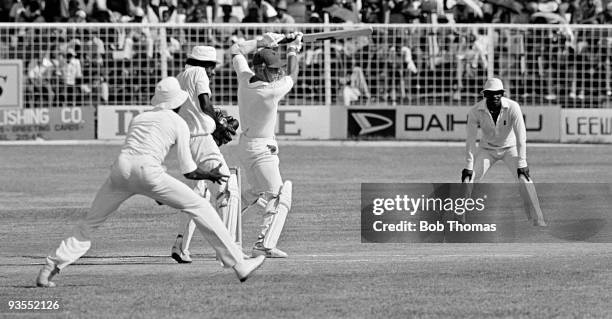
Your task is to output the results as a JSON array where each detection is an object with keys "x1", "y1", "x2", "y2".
[
  {"x1": 60, "y1": 48, "x2": 83, "y2": 106},
  {"x1": 27, "y1": 57, "x2": 56, "y2": 106}
]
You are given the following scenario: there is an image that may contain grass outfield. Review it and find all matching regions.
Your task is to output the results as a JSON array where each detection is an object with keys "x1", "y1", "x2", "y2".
[{"x1": 1, "y1": 143, "x2": 611, "y2": 318}]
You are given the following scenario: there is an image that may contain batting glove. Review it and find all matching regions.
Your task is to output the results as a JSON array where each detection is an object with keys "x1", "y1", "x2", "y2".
[
  {"x1": 461, "y1": 169, "x2": 473, "y2": 183},
  {"x1": 287, "y1": 32, "x2": 303, "y2": 52},
  {"x1": 517, "y1": 166, "x2": 531, "y2": 182},
  {"x1": 259, "y1": 32, "x2": 285, "y2": 48}
]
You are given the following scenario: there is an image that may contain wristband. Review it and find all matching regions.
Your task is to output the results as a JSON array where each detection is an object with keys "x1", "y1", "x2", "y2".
[{"x1": 287, "y1": 51, "x2": 297, "y2": 57}]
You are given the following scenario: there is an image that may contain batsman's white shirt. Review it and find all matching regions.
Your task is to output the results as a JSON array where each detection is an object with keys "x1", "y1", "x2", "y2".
[
  {"x1": 232, "y1": 54, "x2": 293, "y2": 201},
  {"x1": 465, "y1": 97, "x2": 527, "y2": 171},
  {"x1": 232, "y1": 55, "x2": 293, "y2": 138},
  {"x1": 176, "y1": 65, "x2": 217, "y2": 136},
  {"x1": 121, "y1": 109, "x2": 196, "y2": 173}
]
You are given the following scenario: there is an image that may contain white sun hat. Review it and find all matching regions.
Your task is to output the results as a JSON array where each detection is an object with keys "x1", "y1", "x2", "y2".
[
  {"x1": 151, "y1": 77, "x2": 189, "y2": 110},
  {"x1": 188, "y1": 46, "x2": 219, "y2": 63},
  {"x1": 481, "y1": 78, "x2": 505, "y2": 93}
]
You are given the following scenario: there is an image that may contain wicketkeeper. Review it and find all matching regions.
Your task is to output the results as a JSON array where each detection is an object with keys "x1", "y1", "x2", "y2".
[
  {"x1": 170, "y1": 46, "x2": 242, "y2": 263},
  {"x1": 463, "y1": 78, "x2": 547, "y2": 227}
]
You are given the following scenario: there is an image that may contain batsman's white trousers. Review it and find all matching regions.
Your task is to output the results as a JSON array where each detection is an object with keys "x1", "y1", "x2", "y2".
[
  {"x1": 237, "y1": 134, "x2": 283, "y2": 202},
  {"x1": 49, "y1": 154, "x2": 244, "y2": 269}
]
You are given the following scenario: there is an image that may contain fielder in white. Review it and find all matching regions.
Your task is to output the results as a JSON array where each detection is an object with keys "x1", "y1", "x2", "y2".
[
  {"x1": 170, "y1": 46, "x2": 240, "y2": 263},
  {"x1": 463, "y1": 78, "x2": 547, "y2": 227},
  {"x1": 36, "y1": 77, "x2": 264, "y2": 288},
  {"x1": 228, "y1": 32, "x2": 303, "y2": 258}
]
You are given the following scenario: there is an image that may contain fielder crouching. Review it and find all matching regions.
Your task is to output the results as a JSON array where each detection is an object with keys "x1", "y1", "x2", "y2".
[
  {"x1": 229, "y1": 32, "x2": 303, "y2": 258},
  {"x1": 36, "y1": 77, "x2": 264, "y2": 288},
  {"x1": 462, "y1": 78, "x2": 547, "y2": 227}
]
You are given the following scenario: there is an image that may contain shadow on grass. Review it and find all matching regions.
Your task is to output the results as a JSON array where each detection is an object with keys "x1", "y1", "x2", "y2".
[
  {"x1": 3, "y1": 254, "x2": 222, "y2": 267},
  {"x1": 548, "y1": 218, "x2": 608, "y2": 242}
]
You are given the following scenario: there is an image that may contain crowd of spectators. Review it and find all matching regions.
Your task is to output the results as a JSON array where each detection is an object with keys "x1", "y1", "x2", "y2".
[
  {"x1": 1, "y1": 0, "x2": 612, "y2": 107},
  {"x1": 2, "y1": 0, "x2": 611, "y2": 26}
]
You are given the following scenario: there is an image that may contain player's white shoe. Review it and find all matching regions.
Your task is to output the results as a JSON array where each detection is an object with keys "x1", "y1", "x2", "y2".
[
  {"x1": 233, "y1": 255, "x2": 265, "y2": 282},
  {"x1": 36, "y1": 257, "x2": 60, "y2": 288},
  {"x1": 171, "y1": 235, "x2": 192, "y2": 263},
  {"x1": 252, "y1": 244, "x2": 288, "y2": 258},
  {"x1": 533, "y1": 219, "x2": 547, "y2": 227}
]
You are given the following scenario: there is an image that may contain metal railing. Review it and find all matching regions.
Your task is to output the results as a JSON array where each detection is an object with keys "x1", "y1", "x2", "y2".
[{"x1": 1, "y1": 23, "x2": 611, "y2": 108}]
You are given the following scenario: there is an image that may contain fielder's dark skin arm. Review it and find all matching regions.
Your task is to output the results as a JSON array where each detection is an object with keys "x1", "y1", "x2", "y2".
[
  {"x1": 156, "y1": 167, "x2": 227, "y2": 205},
  {"x1": 184, "y1": 164, "x2": 228, "y2": 184},
  {"x1": 156, "y1": 168, "x2": 226, "y2": 206},
  {"x1": 198, "y1": 93, "x2": 216, "y2": 120}
]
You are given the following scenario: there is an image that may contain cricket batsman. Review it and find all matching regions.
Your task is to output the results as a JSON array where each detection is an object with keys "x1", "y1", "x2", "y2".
[
  {"x1": 463, "y1": 78, "x2": 547, "y2": 227},
  {"x1": 228, "y1": 32, "x2": 303, "y2": 258}
]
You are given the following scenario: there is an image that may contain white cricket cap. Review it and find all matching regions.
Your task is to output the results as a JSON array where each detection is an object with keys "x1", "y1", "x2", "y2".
[
  {"x1": 188, "y1": 46, "x2": 219, "y2": 64},
  {"x1": 481, "y1": 78, "x2": 505, "y2": 93},
  {"x1": 151, "y1": 77, "x2": 189, "y2": 110}
]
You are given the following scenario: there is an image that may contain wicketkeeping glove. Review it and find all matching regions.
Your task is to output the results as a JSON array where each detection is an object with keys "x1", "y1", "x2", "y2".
[
  {"x1": 212, "y1": 110, "x2": 239, "y2": 146},
  {"x1": 517, "y1": 166, "x2": 531, "y2": 181},
  {"x1": 461, "y1": 169, "x2": 473, "y2": 183}
]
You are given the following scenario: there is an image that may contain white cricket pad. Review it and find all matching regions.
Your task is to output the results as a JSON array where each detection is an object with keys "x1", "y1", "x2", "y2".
[
  {"x1": 518, "y1": 175, "x2": 545, "y2": 223},
  {"x1": 219, "y1": 169, "x2": 242, "y2": 245},
  {"x1": 262, "y1": 180, "x2": 292, "y2": 248}
]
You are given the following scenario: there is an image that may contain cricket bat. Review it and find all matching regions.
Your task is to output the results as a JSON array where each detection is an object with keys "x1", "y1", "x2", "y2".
[{"x1": 280, "y1": 27, "x2": 373, "y2": 44}]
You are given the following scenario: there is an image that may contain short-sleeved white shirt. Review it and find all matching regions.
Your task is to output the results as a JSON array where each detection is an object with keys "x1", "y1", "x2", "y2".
[
  {"x1": 120, "y1": 109, "x2": 197, "y2": 174},
  {"x1": 233, "y1": 55, "x2": 293, "y2": 138},
  {"x1": 176, "y1": 65, "x2": 216, "y2": 136},
  {"x1": 62, "y1": 58, "x2": 82, "y2": 86}
]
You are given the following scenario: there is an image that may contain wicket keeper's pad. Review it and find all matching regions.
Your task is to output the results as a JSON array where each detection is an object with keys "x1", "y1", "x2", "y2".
[
  {"x1": 518, "y1": 175, "x2": 545, "y2": 222},
  {"x1": 220, "y1": 170, "x2": 241, "y2": 245},
  {"x1": 263, "y1": 181, "x2": 292, "y2": 248}
]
